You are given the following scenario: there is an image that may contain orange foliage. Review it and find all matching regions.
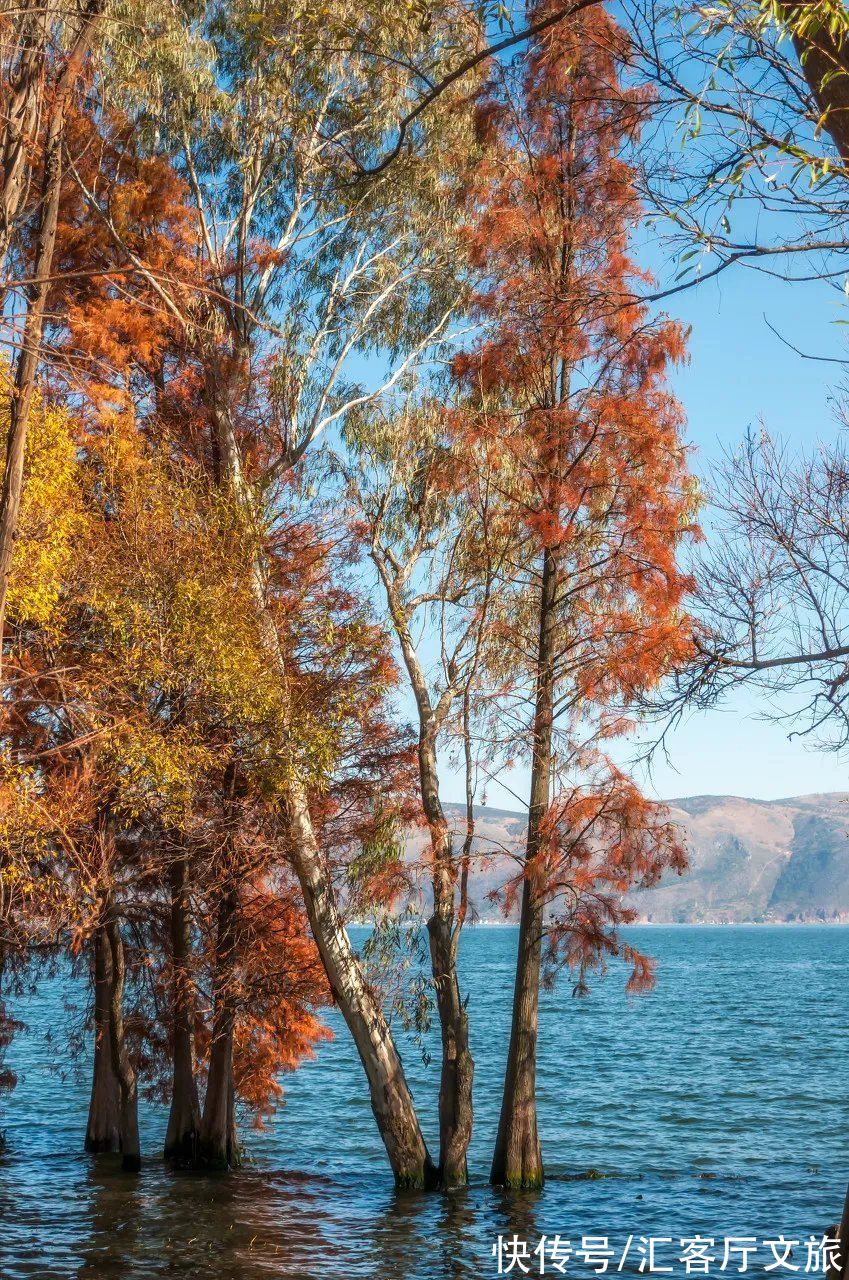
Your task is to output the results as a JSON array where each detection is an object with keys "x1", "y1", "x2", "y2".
[{"x1": 459, "y1": 2, "x2": 697, "y2": 989}]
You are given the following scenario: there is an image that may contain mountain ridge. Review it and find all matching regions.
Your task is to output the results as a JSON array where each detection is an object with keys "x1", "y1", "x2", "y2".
[{"x1": 403, "y1": 791, "x2": 849, "y2": 923}]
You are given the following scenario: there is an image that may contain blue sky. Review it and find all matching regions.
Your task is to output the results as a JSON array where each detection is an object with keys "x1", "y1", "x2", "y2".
[
  {"x1": 640, "y1": 258, "x2": 848, "y2": 803},
  {"x1": 432, "y1": 258, "x2": 849, "y2": 811}
]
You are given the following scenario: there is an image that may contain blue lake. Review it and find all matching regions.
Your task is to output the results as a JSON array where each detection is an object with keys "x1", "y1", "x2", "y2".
[{"x1": 1, "y1": 925, "x2": 847, "y2": 1277}]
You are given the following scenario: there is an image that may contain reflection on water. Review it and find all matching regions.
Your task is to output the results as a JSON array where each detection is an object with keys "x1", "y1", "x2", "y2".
[{"x1": 2, "y1": 927, "x2": 848, "y2": 1278}]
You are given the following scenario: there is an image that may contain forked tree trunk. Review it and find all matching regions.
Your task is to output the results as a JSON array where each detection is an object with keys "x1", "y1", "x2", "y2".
[
  {"x1": 84, "y1": 924, "x2": 121, "y2": 1153},
  {"x1": 198, "y1": 887, "x2": 239, "y2": 1171},
  {"x1": 491, "y1": 546, "x2": 557, "y2": 1190},
  {"x1": 205, "y1": 362, "x2": 433, "y2": 1188},
  {"x1": 164, "y1": 856, "x2": 201, "y2": 1167},
  {"x1": 422, "y1": 727, "x2": 474, "y2": 1188},
  {"x1": 105, "y1": 918, "x2": 140, "y2": 1171},
  {"x1": 372, "y1": 553, "x2": 473, "y2": 1187}
]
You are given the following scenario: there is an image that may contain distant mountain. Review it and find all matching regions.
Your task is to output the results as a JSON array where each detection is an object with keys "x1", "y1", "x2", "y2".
[{"x1": 404, "y1": 793, "x2": 849, "y2": 923}]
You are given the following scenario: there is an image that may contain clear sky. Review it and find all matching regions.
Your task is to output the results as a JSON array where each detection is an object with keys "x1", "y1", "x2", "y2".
[{"x1": 433, "y1": 257, "x2": 849, "y2": 810}]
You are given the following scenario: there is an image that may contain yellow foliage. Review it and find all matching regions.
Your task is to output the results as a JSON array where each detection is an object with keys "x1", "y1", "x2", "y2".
[{"x1": 4, "y1": 400, "x2": 84, "y2": 628}]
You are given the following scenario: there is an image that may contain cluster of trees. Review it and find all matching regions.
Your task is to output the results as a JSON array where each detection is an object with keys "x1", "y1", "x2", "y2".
[{"x1": 1, "y1": 0, "x2": 848, "y2": 1245}]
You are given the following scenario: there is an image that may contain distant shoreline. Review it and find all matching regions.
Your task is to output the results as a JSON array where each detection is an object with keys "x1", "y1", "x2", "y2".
[
  {"x1": 350, "y1": 918, "x2": 849, "y2": 928},
  {"x1": 469, "y1": 917, "x2": 849, "y2": 926}
]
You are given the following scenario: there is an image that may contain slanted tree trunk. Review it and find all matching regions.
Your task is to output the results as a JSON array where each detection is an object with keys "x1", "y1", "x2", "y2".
[
  {"x1": 198, "y1": 886, "x2": 239, "y2": 1171},
  {"x1": 203, "y1": 356, "x2": 434, "y2": 1189},
  {"x1": 105, "y1": 917, "x2": 140, "y2": 1172},
  {"x1": 286, "y1": 783, "x2": 434, "y2": 1187},
  {"x1": 84, "y1": 924, "x2": 121, "y2": 1153},
  {"x1": 164, "y1": 855, "x2": 201, "y2": 1167},
  {"x1": 0, "y1": 0, "x2": 103, "y2": 654},
  {"x1": 491, "y1": 545, "x2": 557, "y2": 1190}
]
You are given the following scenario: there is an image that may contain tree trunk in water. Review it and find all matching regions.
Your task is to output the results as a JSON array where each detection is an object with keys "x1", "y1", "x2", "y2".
[
  {"x1": 164, "y1": 856, "x2": 201, "y2": 1167},
  {"x1": 0, "y1": 0, "x2": 103, "y2": 655},
  {"x1": 428, "y1": 904, "x2": 473, "y2": 1187},
  {"x1": 831, "y1": 1177, "x2": 849, "y2": 1278},
  {"x1": 286, "y1": 780, "x2": 435, "y2": 1187},
  {"x1": 198, "y1": 888, "x2": 239, "y2": 1170},
  {"x1": 421, "y1": 725, "x2": 473, "y2": 1188},
  {"x1": 84, "y1": 925, "x2": 121, "y2": 1153},
  {"x1": 105, "y1": 918, "x2": 140, "y2": 1172},
  {"x1": 227, "y1": 1060, "x2": 241, "y2": 1170},
  {"x1": 204, "y1": 362, "x2": 433, "y2": 1187},
  {"x1": 491, "y1": 547, "x2": 557, "y2": 1190}
]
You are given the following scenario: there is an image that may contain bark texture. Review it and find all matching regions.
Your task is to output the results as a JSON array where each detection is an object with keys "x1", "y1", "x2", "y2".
[
  {"x1": 198, "y1": 887, "x2": 239, "y2": 1170},
  {"x1": 84, "y1": 925, "x2": 121, "y2": 1154},
  {"x1": 0, "y1": 0, "x2": 51, "y2": 285},
  {"x1": 422, "y1": 725, "x2": 473, "y2": 1187},
  {"x1": 163, "y1": 856, "x2": 201, "y2": 1167},
  {"x1": 490, "y1": 546, "x2": 557, "y2": 1190},
  {"x1": 287, "y1": 780, "x2": 435, "y2": 1187},
  {"x1": 790, "y1": 11, "x2": 849, "y2": 163},
  {"x1": 105, "y1": 917, "x2": 140, "y2": 1171}
]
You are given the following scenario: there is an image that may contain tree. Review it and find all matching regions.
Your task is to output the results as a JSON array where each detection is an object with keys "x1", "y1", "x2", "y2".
[
  {"x1": 341, "y1": 392, "x2": 509, "y2": 1185},
  {"x1": 453, "y1": 1, "x2": 695, "y2": 1188},
  {"x1": 73, "y1": 0, "x2": 483, "y2": 1186},
  {"x1": 0, "y1": 376, "x2": 415, "y2": 1170},
  {"x1": 0, "y1": 0, "x2": 105, "y2": 651},
  {"x1": 658, "y1": 430, "x2": 849, "y2": 747}
]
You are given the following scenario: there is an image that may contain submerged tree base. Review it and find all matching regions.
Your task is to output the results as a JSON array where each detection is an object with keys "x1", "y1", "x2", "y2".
[
  {"x1": 163, "y1": 1130, "x2": 199, "y2": 1169},
  {"x1": 195, "y1": 1138, "x2": 241, "y2": 1173},
  {"x1": 84, "y1": 1134, "x2": 120, "y2": 1155},
  {"x1": 394, "y1": 1158, "x2": 440, "y2": 1192},
  {"x1": 495, "y1": 1169, "x2": 545, "y2": 1191}
]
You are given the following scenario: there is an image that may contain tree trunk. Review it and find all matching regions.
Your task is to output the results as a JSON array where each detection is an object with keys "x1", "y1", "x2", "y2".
[
  {"x1": 372, "y1": 551, "x2": 472, "y2": 1188},
  {"x1": 0, "y1": 0, "x2": 103, "y2": 655},
  {"x1": 490, "y1": 546, "x2": 557, "y2": 1190},
  {"x1": 286, "y1": 781, "x2": 435, "y2": 1188},
  {"x1": 832, "y1": 1177, "x2": 849, "y2": 1278},
  {"x1": 198, "y1": 887, "x2": 239, "y2": 1170},
  {"x1": 84, "y1": 924, "x2": 121, "y2": 1153},
  {"x1": 164, "y1": 855, "x2": 201, "y2": 1167},
  {"x1": 790, "y1": 16, "x2": 849, "y2": 164},
  {"x1": 0, "y1": 0, "x2": 52, "y2": 291},
  {"x1": 421, "y1": 724, "x2": 474, "y2": 1188},
  {"x1": 205, "y1": 357, "x2": 433, "y2": 1188},
  {"x1": 105, "y1": 917, "x2": 140, "y2": 1172}
]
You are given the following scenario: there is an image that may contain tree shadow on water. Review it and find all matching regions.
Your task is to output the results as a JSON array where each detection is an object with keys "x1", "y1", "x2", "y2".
[{"x1": 75, "y1": 1158, "x2": 268, "y2": 1280}]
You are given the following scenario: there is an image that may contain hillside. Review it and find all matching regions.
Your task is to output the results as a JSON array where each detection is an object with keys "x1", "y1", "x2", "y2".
[{"x1": 404, "y1": 793, "x2": 849, "y2": 923}]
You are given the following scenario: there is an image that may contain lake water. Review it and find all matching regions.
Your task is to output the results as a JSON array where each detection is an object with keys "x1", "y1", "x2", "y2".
[{"x1": 1, "y1": 925, "x2": 847, "y2": 1278}]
